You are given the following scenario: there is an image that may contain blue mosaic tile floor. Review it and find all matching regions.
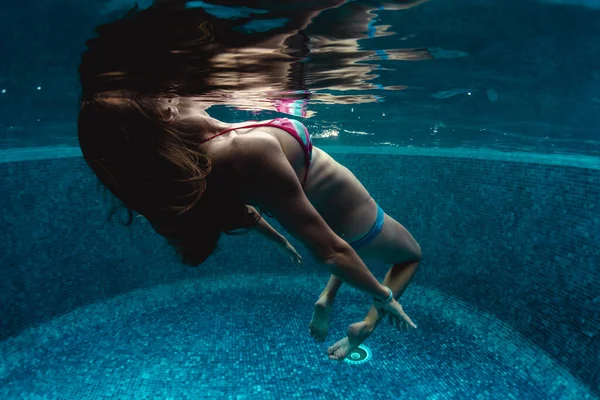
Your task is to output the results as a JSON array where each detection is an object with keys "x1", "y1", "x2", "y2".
[{"x1": 1, "y1": 274, "x2": 595, "y2": 399}]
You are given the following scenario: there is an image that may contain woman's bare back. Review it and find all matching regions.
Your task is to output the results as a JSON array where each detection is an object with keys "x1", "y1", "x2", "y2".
[{"x1": 201, "y1": 121, "x2": 378, "y2": 241}]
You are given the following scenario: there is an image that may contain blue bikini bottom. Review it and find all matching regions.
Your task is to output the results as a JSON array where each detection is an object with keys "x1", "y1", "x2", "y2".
[{"x1": 348, "y1": 204, "x2": 385, "y2": 249}]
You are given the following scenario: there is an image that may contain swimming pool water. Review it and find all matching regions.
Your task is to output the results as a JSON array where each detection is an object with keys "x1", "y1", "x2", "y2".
[
  {"x1": 2, "y1": 0, "x2": 600, "y2": 397},
  {"x1": 1, "y1": 274, "x2": 593, "y2": 399},
  {"x1": 1, "y1": 147, "x2": 598, "y2": 398}
]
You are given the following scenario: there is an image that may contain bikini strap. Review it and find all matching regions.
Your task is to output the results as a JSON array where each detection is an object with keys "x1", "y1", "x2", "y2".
[{"x1": 199, "y1": 119, "x2": 279, "y2": 144}]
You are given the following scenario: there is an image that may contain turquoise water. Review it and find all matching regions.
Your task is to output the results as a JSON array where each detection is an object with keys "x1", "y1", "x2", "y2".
[
  {"x1": 1, "y1": 0, "x2": 600, "y2": 155},
  {"x1": 1, "y1": 0, "x2": 600, "y2": 398},
  {"x1": 1, "y1": 147, "x2": 599, "y2": 398},
  {"x1": 1, "y1": 276, "x2": 592, "y2": 399}
]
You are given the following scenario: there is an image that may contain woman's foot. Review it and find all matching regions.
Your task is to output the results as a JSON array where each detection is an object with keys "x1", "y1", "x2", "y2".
[
  {"x1": 308, "y1": 296, "x2": 333, "y2": 342},
  {"x1": 327, "y1": 320, "x2": 375, "y2": 360}
]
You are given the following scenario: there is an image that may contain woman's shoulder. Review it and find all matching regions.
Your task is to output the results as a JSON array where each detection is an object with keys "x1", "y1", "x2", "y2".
[
  {"x1": 207, "y1": 132, "x2": 281, "y2": 181},
  {"x1": 229, "y1": 133, "x2": 283, "y2": 169}
]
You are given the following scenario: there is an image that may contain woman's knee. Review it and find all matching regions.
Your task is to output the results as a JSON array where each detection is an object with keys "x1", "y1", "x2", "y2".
[
  {"x1": 402, "y1": 236, "x2": 422, "y2": 264},
  {"x1": 389, "y1": 241, "x2": 421, "y2": 265},
  {"x1": 382, "y1": 218, "x2": 422, "y2": 264},
  {"x1": 412, "y1": 241, "x2": 422, "y2": 262}
]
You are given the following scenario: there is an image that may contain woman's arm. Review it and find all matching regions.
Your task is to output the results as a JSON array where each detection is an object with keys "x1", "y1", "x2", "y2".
[
  {"x1": 233, "y1": 134, "x2": 391, "y2": 301},
  {"x1": 246, "y1": 206, "x2": 286, "y2": 244},
  {"x1": 247, "y1": 206, "x2": 303, "y2": 265}
]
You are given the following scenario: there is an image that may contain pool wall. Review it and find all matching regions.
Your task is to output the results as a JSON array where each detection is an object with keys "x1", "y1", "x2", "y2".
[{"x1": 1, "y1": 147, "x2": 598, "y2": 393}]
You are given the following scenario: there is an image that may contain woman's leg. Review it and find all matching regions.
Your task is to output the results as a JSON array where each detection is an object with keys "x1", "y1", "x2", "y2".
[
  {"x1": 327, "y1": 260, "x2": 421, "y2": 360},
  {"x1": 309, "y1": 210, "x2": 421, "y2": 342},
  {"x1": 362, "y1": 260, "x2": 420, "y2": 327},
  {"x1": 326, "y1": 213, "x2": 422, "y2": 359},
  {"x1": 308, "y1": 275, "x2": 343, "y2": 341}
]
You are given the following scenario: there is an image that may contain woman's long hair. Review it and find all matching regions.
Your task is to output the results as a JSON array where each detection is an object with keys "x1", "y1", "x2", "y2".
[
  {"x1": 78, "y1": 93, "x2": 260, "y2": 266},
  {"x1": 76, "y1": 2, "x2": 270, "y2": 266}
]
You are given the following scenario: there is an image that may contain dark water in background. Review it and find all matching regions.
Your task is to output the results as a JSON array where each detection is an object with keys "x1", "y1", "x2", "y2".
[{"x1": 1, "y1": 0, "x2": 599, "y2": 156}]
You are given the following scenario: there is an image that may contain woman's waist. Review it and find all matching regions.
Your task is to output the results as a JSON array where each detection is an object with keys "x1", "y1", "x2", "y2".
[
  {"x1": 316, "y1": 196, "x2": 379, "y2": 243},
  {"x1": 304, "y1": 148, "x2": 377, "y2": 240}
]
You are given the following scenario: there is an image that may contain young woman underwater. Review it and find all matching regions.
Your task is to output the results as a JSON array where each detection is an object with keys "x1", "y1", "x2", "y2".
[
  {"x1": 78, "y1": 0, "x2": 424, "y2": 360},
  {"x1": 78, "y1": 94, "x2": 421, "y2": 359}
]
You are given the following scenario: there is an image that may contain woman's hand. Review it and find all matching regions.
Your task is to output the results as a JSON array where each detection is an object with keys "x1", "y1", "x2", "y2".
[
  {"x1": 275, "y1": 240, "x2": 303, "y2": 265},
  {"x1": 373, "y1": 297, "x2": 417, "y2": 332}
]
